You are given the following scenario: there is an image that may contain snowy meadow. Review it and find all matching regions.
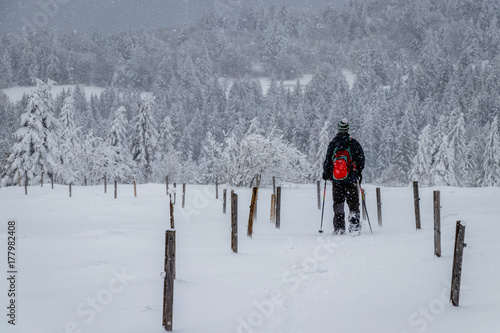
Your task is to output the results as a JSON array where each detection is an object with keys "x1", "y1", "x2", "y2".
[{"x1": 0, "y1": 182, "x2": 499, "y2": 333}]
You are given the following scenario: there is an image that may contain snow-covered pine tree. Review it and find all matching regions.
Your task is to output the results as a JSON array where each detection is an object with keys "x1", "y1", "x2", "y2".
[
  {"x1": 156, "y1": 115, "x2": 183, "y2": 182},
  {"x1": 410, "y1": 124, "x2": 434, "y2": 186},
  {"x1": 311, "y1": 121, "x2": 331, "y2": 181},
  {"x1": 1, "y1": 79, "x2": 60, "y2": 186},
  {"x1": 58, "y1": 94, "x2": 82, "y2": 185},
  {"x1": 131, "y1": 96, "x2": 160, "y2": 183},
  {"x1": 480, "y1": 116, "x2": 500, "y2": 186},
  {"x1": 447, "y1": 110, "x2": 470, "y2": 186},
  {"x1": 105, "y1": 106, "x2": 133, "y2": 183}
]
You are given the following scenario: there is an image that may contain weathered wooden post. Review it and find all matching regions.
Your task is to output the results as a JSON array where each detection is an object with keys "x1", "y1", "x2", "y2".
[
  {"x1": 216, "y1": 177, "x2": 218, "y2": 199},
  {"x1": 413, "y1": 181, "x2": 421, "y2": 230},
  {"x1": 223, "y1": 189, "x2": 227, "y2": 214},
  {"x1": 69, "y1": 183, "x2": 72, "y2": 198},
  {"x1": 247, "y1": 187, "x2": 258, "y2": 238},
  {"x1": 104, "y1": 174, "x2": 107, "y2": 193},
  {"x1": 270, "y1": 194, "x2": 276, "y2": 224},
  {"x1": 317, "y1": 181, "x2": 321, "y2": 210},
  {"x1": 273, "y1": 177, "x2": 276, "y2": 196},
  {"x1": 276, "y1": 187, "x2": 281, "y2": 229},
  {"x1": 24, "y1": 171, "x2": 28, "y2": 195},
  {"x1": 376, "y1": 187, "x2": 382, "y2": 227},
  {"x1": 450, "y1": 221, "x2": 466, "y2": 306},
  {"x1": 114, "y1": 181, "x2": 117, "y2": 199},
  {"x1": 254, "y1": 186, "x2": 259, "y2": 222},
  {"x1": 41, "y1": 172, "x2": 44, "y2": 187},
  {"x1": 169, "y1": 194, "x2": 175, "y2": 229},
  {"x1": 182, "y1": 183, "x2": 186, "y2": 208},
  {"x1": 434, "y1": 191, "x2": 441, "y2": 257},
  {"x1": 231, "y1": 191, "x2": 238, "y2": 253},
  {"x1": 133, "y1": 176, "x2": 137, "y2": 197},
  {"x1": 163, "y1": 229, "x2": 175, "y2": 331},
  {"x1": 84, "y1": 177, "x2": 87, "y2": 186},
  {"x1": 18, "y1": 171, "x2": 21, "y2": 187},
  {"x1": 51, "y1": 173, "x2": 54, "y2": 189},
  {"x1": 173, "y1": 183, "x2": 177, "y2": 205}
]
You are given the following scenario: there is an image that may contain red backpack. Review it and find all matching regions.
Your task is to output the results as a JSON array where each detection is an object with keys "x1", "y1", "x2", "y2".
[{"x1": 332, "y1": 142, "x2": 354, "y2": 180}]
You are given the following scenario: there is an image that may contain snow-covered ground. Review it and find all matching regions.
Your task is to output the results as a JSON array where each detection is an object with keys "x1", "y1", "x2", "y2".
[{"x1": 0, "y1": 183, "x2": 498, "y2": 333}]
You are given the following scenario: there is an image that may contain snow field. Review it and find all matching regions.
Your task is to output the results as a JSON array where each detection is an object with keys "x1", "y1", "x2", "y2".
[{"x1": 0, "y1": 183, "x2": 499, "y2": 333}]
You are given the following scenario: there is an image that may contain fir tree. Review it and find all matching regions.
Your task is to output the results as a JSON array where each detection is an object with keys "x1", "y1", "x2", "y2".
[
  {"x1": 131, "y1": 96, "x2": 160, "y2": 182},
  {"x1": 58, "y1": 94, "x2": 81, "y2": 184},
  {"x1": 2, "y1": 79, "x2": 60, "y2": 186},
  {"x1": 480, "y1": 116, "x2": 500, "y2": 186}
]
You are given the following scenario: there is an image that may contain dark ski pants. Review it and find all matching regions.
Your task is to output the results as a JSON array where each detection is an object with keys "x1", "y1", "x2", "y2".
[{"x1": 332, "y1": 182, "x2": 360, "y2": 230}]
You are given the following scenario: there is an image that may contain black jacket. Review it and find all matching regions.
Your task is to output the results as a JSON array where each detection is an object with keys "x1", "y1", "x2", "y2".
[{"x1": 323, "y1": 132, "x2": 365, "y2": 184}]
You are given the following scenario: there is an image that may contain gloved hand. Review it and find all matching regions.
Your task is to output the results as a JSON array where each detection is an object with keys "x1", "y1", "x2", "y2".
[
  {"x1": 359, "y1": 173, "x2": 363, "y2": 184},
  {"x1": 322, "y1": 170, "x2": 331, "y2": 181}
]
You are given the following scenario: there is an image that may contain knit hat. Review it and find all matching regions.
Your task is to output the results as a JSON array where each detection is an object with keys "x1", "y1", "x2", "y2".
[{"x1": 338, "y1": 118, "x2": 349, "y2": 133}]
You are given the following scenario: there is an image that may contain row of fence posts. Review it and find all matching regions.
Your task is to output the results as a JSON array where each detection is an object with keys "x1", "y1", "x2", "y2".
[
  {"x1": 162, "y1": 175, "x2": 282, "y2": 331},
  {"x1": 19, "y1": 172, "x2": 184, "y2": 201},
  {"x1": 318, "y1": 180, "x2": 464, "y2": 307}
]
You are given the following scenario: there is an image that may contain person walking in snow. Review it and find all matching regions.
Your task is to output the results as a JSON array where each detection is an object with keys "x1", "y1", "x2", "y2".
[{"x1": 322, "y1": 119, "x2": 365, "y2": 235}]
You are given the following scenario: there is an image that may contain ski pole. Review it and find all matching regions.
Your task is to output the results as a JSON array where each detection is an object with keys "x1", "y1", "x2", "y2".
[
  {"x1": 319, "y1": 180, "x2": 327, "y2": 233},
  {"x1": 359, "y1": 183, "x2": 373, "y2": 234}
]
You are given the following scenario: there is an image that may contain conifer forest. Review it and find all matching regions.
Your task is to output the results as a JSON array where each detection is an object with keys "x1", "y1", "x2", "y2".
[{"x1": 0, "y1": 0, "x2": 499, "y2": 187}]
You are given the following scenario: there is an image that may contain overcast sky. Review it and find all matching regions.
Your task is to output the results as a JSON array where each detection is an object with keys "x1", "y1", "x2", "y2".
[{"x1": 0, "y1": 0, "x2": 344, "y2": 36}]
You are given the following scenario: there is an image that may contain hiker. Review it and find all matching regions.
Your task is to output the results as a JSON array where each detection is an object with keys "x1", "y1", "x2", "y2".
[{"x1": 322, "y1": 119, "x2": 365, "y2": 235}]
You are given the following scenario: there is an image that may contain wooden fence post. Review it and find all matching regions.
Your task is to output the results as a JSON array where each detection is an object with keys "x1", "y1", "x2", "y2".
[
  {"x1": 276, "y1": 187, "x2": 281, "y2": 229},
  {"x1": 216, "y1": 177, "x2": 218, "y2": 199},
  {"x1": 247, "y1": 187, "x2": 258, "y2": 238},
  {"x1": 163, "y1": 229, "x2": 175, "y2": 331},
  {"x1": 69, "y1": 184, "x2": 72, "y2": 198},
  {"x1": 173, "y1": 183, "x2": 176, "y2": 205},
  {"x1": 273, "y1": 176, "x2": 276, "y2": 196},
  {"x1": 376, "y1": 187, "x2": 382, "y2": 226},
  {"x1": 434, "y1": 191, "x2": 441, "y2": 257},
  {"x1": 133, "y1": 177, "x2": 137, "y2": 197},
  {"x1": 51, "y1": 173, "x2": 54, "y2": 189},
  {"x1": 231, "y1": 191, "x2": 238, "y2": 253},
  {"x1": 450, "y1": 221, "x2": 466, "y2": 306},
  {"x1": 182, "y1": 184, "x2": 186, "y2": 208},
  {"x1": 413, "y1": 181, "x2": 421, "y2": 230},
  {"x1": 223, "y1": 189, "x2": 227, "y2": 214},
  {"x1": 169, "y1": 194, "x2": 175, "y2": 229},
  {"x1": 270, "y1": 194, "x2": 276, "y2": 224},
  {"x1": 18, "y1": 171, "x2": 21, "y2": 187},
  {"x1": 41, "y1": 172, "x2": 44, "y2": 187},
  {"x1": 24, "y1": 171, "x2": 28, "y2": 195},
  {"x1": 104, "y1": 174, "x2": 107, "y2": 193},
  {"x1": 114, "y1": 181, "x2": 117, "y2": 199},
  {"x1": 317, "y1": 181, "x2": 321, "y2": 210}
]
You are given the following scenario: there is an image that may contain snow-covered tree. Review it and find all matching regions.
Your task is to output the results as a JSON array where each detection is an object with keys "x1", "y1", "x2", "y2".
[
  {"x1": 410, "y1": 125, "x2": 434, "y2": 185},
  {"x1": 2, "y1": 79, "x2": 60, "y2": 186},
  {"x1": 58, "y1": 94, "x2": 81, "y2": 184},
  {"x1": 131, "y1": 96, "x2": 160, "y2": 182},
  {"x1": 104, "y1": 106, "x2": 133, "y2": 182},
  {"x1": 202, "y1": 123, "x2": 311, "y2": 186},
  {"x1": 480, "y1": 116, "x2": 500, "y2": 186}
]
